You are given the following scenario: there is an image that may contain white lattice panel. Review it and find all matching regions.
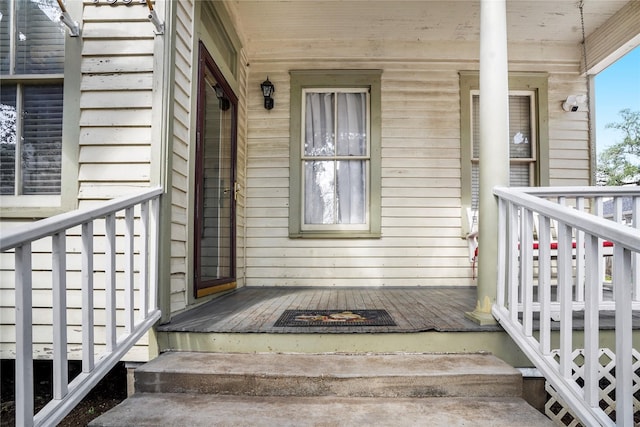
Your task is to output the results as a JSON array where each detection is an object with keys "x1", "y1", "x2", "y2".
[{"x1": 545, "y1": 348, "x2": 640, "y2": 426}]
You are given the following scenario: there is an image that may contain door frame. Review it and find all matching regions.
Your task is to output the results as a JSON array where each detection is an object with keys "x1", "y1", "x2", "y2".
[{"x1": 193, "y1": 41, "x2": 238, "y2": 298}]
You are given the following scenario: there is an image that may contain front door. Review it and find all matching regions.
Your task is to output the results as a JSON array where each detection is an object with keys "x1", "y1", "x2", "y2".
[{"x1": 194, "y1": 42, "x2": 237, "y2": 298}]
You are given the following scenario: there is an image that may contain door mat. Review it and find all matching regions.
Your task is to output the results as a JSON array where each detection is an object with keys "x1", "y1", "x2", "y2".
[{"x1": 274, "y1": 310, "x2": 396, "y2": 327}]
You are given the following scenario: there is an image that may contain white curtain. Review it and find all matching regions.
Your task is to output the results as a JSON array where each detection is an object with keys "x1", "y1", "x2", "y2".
[{"x1": 304, "y1": 92, "x2": 366, "y2": 225}]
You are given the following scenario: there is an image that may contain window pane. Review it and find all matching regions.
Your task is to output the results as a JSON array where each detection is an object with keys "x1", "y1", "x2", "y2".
[
  {"x1": 0, "y1": 85, "x2": 17, "y2": 195},
  {"x1": 509, "y1": 95, "x2": 532, "y2": 159},
  {"x1": 510, "y1": 163, "x2": 530, "y2": 187},
  {"x1": 305, "y1": 92, "x2": 334, "y2": 156},
  {"x1": 472, "y1": 94, "x2": 480, "y2": 158},
  {"x1": 336, "y1": 92, "x2": 366, "y2": 156},
  {"x1": 471, "y1": 163, "x2": 479, "y2": 210},
  {"x1": 336, "y1": 160, "x2": 365, "y2": 224},
  {"x1": 22, "y1": 84, "x2": 63, "y2": 194},
  {"x1": 15, "y1": 0, "x2": 65, "y2": 75},
  {"x1": 0, "y1": 1, "x2": 10, "y2": 74},
  {"x1": 304, "y1": 160, "x2": 335, "y2": 224}
]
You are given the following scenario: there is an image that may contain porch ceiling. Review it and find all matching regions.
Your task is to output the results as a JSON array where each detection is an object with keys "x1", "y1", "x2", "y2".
[{"x1": 230, "y1": 0, "x2": 630, "y2": 58}]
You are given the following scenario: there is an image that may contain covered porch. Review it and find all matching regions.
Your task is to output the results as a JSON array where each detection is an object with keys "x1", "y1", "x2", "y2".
[{"x1": 158, "y1": 286, "x2": 629, "y2": 335}]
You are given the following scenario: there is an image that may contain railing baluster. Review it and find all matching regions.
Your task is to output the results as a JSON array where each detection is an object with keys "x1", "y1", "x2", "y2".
[
  {"x1": 613, "y1": 245, "x2": 633, "y2": 426},
  {"x1": 82, "y1": 221, "x2": 95, "y2": 372},
  {"x1": 124, "y1": 207, "x2": 134, "y2": 334},
  {"x1": 594, "y1": 197, "x2": 605, "y2": 303},
  {"x1": 632, "y1": 196, "x2": 640, "y2": 301},
  {"x1": 15, "y1": 243, "x2": 34, "y2": 427},
  {"x1": 583, "y1": 234, "x2": 599, "y2": 408},
  {"x1": 521, "y1": 208, "x2": 533, "y2": 337},
  {"x1": 538, "y1": 215, "x2": 551, "y2": 355},
  {"x1": 496, "y1": 197, "x2": 506, "y2": 307},
  {"x1": 575, "y1": 197, "x2": 585, "y2": 302},
  {"x1": 508, "y1": 203, "x2": 519, "y2": 324},
  {"x1": 140, "y1": 201, "x2": 149, "y2": 319},
  {"x1": 558, "y1": 222, "x2": 573, "y2": 379},
  {"x1": 52, "y1": 232, "x2": 68, "y2": 400},
  {"x1": 149, "y1": 196, "x2": 160, "y2": 312},
  {"x1": 105, "y1": 214, "x2": 117, "y2": 352}
]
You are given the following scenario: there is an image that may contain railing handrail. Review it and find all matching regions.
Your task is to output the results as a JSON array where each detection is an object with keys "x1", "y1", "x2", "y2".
[
  {"x1": 494, "y1": 186, "x2": 640, "y2": 251},
  {"x1": 514, "y1": 185, "x2": 640, "y2": 198},
  {"x1": 0, "y1": 187, "x2": 164, "y2": 252}
]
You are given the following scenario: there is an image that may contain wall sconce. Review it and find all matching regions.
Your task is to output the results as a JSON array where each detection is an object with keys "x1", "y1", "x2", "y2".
[
  {"x1": 562, "y1": 94, "x2": 587, "y2": 112},
  {"x1": 214, "y1": 84, "x2": 231, "y2": 111},
  {"x1": 261, "y1": 77, "x2": 275, "y2": 110}
]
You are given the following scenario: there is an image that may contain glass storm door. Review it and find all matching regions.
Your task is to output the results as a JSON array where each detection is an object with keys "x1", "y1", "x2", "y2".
[{"x1": 194, "y1": 43, "x2": 237, "y2": 297}]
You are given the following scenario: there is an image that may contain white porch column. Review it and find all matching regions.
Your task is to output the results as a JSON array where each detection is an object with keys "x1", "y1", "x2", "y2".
[{"x1": 466, "y1": 0, "x2": 510, "y2": 325}]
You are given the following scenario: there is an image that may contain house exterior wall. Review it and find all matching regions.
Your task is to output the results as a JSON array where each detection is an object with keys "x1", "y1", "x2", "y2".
[
  {"x1": 0, "y1": 1, "x2": 605, "y2": 358},
  {"x1": 0, "y1": 1, "x2": 162, "y2": 361},
  {"x1": 168, "y1": 0, "x2": 195, "y2": 315},
  {"x1": 165, "y1": 1, "x2": 249, "y2": 315},
  {"x1": 243, "y1": 54, "x2": 591, "y2": 288},
  {"x1": 0, "y1": 0, "x2": 249, "y2": 359}
]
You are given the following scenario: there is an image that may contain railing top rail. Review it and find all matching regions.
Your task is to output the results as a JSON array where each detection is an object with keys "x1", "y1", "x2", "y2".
[
  {"x1": 515, "y1": 185, "x2": 640, "y2": 198},
  {"x1": 0, "y1": 187, "x2": 163, "y2": 252},
  {"x1": 494, "y1": 186, "x2": 640, "y2": 252}
]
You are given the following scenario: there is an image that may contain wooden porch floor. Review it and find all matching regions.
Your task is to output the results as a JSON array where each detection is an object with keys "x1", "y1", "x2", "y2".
[{"x1": 157, "y1": 286, "x2": 636, "y2": 334}]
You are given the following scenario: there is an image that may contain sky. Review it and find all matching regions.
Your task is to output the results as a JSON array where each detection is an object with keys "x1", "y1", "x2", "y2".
[{"x1": 594, "y1": 45, "x2": 640, "y2": 154}]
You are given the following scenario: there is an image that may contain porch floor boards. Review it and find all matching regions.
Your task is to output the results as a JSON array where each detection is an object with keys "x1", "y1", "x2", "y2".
[{"x1": 157, "y1": 286, "x2": 637, "y2": 334}]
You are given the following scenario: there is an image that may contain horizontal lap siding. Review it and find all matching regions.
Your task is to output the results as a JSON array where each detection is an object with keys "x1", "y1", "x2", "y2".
[
  {"x1": 244, "y1": 57, "x2": 590, "y2": 288},
  {"x1": 245, "y1": 64, "x2": 468, "y2": 287},
  {"x1": 1, "y1": 3, "x2": 159, "y2": 361},
  {"x1": 547, "y1": 73, "x2": 591, "y2": 186},
  {"x1": 169, "y1": 0, "x2": 194, "y2": 313},
  {"x1": 78, "y1": 2, "x2": 155, "y2": 200},
  {"x1": 79, "y1": 2, "x2": 157, "y2": 360}
]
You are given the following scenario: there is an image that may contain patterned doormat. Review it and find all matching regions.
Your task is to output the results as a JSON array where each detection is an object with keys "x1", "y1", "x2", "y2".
[{"x1": 274, "y1": 310, "x2": 396, "y2": 327}]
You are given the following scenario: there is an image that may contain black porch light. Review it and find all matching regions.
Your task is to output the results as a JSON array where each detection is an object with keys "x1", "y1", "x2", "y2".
[
  {"x1": 260, "y1": 77, "x2": 275, "y2": 110},
  {"x1": 214, "y1": 84, "x2": 231, "y2": 111}
]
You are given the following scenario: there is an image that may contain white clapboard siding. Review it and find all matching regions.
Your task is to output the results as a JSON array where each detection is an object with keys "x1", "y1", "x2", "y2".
[
  {"x1": 168, "y1": 0, "x2": 194, "y2": 313},
  {"x1": 547, "y1": 73, "x2": 592, "y2": 186},
  {"x1": 242, "y1": 57, "x2": 590, "y2": 288},
  {"x1": 235, "y1": 48, "x2": 250, "y2": 288},
  {"x1": 0, "y1": 1, "x2": 160, "y2": 361}
]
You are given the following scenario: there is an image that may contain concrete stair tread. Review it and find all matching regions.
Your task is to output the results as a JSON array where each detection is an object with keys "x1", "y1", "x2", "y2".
[
  {"x1": 138, "y1": 351, "x2": 519, "y2": 377},
  {"x1": 135, "y1": 351, "x2": 523, "y2": 398},
  {"x1": 90, "y1": 393, "x2": 554, "y2": 427}
]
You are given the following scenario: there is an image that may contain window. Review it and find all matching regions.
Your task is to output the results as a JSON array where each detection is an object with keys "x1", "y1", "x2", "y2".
[
  {"x1": 459, "y1": 72, "x2": 549, "y2": 226},
  {"x1": 0, "y1": 0, "x2": 65, "y2": 196},
  {"x1": 470, "y1": 91, "x2": 537, "y2": 210},
  {"x1": 290, "y1": 70, "x2": 381, "y2": 238}
]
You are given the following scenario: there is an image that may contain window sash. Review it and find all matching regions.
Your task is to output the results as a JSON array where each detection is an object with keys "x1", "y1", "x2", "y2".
[
  {"x1": 301, "y1": 89, "x2": 371, "y2": 230},
  {"x1": 470, "y1": 90, "x2": 537, "y2": 209},
  {"x1": 0, "y1": 0, "x2": 65, "y2": 196}
]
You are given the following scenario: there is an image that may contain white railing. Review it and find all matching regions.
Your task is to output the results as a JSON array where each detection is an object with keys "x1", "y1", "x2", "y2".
[
  {"x1": 492, "y1": 186, "x2": 640, "y2": 427},
  {"x1": 0, "y1": 187, "x2": 163, "y2": 427}
]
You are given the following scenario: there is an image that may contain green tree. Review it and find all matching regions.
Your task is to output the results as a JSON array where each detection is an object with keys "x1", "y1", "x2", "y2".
[{"x1": 597, "y1": 109, "x2": 640, "y2": 186}]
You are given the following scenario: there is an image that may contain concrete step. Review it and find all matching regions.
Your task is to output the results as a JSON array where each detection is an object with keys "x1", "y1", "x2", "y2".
[
  {"x1": 89, "y1": 393, "x2": 554, "y2": 426},
  {"x1": 134, "y1": 351, "x2": 523, "y2": 398}
]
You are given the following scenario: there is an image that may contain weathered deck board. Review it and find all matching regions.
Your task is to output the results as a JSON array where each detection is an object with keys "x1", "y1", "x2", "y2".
[
  {"x1": 159, "y1": 287, "x2": 497, "y2": 333},
  {"x1": 158, "y1": 286, "x2": 640, "y2": 334}
]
